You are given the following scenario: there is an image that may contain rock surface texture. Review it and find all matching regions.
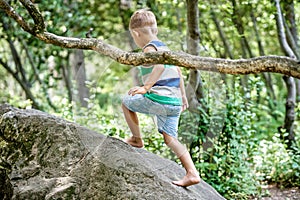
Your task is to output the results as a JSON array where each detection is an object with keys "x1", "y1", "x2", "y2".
[{"x1": 0, "y1": 104, "x2": 225, "y2": 200}]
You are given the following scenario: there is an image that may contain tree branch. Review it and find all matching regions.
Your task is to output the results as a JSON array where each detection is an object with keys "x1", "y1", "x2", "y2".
[
  {"x1": 1, "y1": 0, "x2": 300, "y2": 78},
  {"x1": 0, "y1": 0, "x2": 33, "y2": 33},
  {"x1": 33, "y1": 33, "x2": 300, "y2": 79},
  {"x1": 19, "y1": 0, "x2": 45, "y2": 32},
  {"x1": 0, "y1": 58, "x2": 40, "y2": 109}
]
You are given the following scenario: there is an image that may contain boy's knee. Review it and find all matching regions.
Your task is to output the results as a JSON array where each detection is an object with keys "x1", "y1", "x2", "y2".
[
  {"x1": 121, "y1": 102, "x2": 126, "y2": 110},
  {"x1": 163, "y1": 132, "x2": 176, "y2": 146}
]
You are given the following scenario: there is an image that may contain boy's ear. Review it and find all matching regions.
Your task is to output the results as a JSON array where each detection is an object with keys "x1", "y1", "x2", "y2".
[{"x1": 132, "y1": 30, "x2": 140, "y2": 37}]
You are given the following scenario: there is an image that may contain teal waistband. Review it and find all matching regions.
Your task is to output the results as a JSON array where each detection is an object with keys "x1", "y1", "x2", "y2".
[{"x1": 144, "y1": 93, "x2": 182, "y2": 106}]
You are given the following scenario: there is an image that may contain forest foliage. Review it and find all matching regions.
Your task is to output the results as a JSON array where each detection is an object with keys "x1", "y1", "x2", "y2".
[{"x1": 1, "y1": 0, "x2": 300, "y2": 199}]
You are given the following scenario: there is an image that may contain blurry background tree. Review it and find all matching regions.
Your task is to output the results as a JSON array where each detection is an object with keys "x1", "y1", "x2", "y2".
[{"x1": 0, "y1": 0, "x2": 299, "y2": 199}]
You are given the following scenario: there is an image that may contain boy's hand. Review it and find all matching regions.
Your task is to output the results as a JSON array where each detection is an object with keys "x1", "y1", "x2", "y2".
[
  {"x1": 128, "y1": 86, "x2": 147, "y2": 96},
  {"x1": 182, "y1": 96, "x2": 189, "y2": 111}
]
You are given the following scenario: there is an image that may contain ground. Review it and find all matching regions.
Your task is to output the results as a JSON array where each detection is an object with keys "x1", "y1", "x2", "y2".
[{"x1": 252, "y1": 185, "x2": 300, "y2": 200}]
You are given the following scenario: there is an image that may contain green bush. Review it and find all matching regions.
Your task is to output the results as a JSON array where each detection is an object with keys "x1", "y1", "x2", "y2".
[{"x1": 253, "y1": 133, "x2": 300, "y2": 187}]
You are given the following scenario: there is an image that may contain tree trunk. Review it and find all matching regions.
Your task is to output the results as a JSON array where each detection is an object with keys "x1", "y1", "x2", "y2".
[
  {"x1": 283, "y1": 0, "x2": 299, "y2": 58},
  {"x1": 230, "y1": 0, "x2": 253, "y2": 58},
  {"x1": 231, "y1": 0, "x2": 253, "y2": 101},
  {"x1": 0, "y1": 58, "x2": 40, "y2": 109},
  {"x1": 274, "y1": 0, "x2": 296, "y2": 146},
  {"x1": 0, "y1": 21, "x2": 40, "y2": 109},
  {"x1": 210, "y1": 1, "x2": 233, "y2": 59},
  {"x1": 283, "y1": 0, "x2": 300, "y2": 103},
  {"x1": 250, "y1": 4, "x2": 277, "y2": 114},
  {"x1": 71, "y1": 49, "x2": 89, "y2": 108},
  {"x1": 21, "y1": 40, "x2": 57, "y2": 111},
  {"x1": 186, "y1": 0, "x2": 205, "y2": 113},
  {"x1": 282, "y1": 76, "x2": 296, "y2": 146},
  {"x1": 61, "y1": 54, "x2": 73, "y2": 104}
]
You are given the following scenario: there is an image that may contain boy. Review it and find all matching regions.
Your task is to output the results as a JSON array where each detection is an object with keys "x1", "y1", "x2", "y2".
[{"x1": 122, "y1": 9, "x2": 200, "y2": 187}]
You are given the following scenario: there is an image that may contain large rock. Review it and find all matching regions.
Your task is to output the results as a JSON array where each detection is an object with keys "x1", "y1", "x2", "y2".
[{"x1": 0, "y1": 104, "x2": 225, "y2": 200}]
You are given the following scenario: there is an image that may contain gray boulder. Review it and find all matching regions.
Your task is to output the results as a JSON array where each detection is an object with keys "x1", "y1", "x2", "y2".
[{"x1": 0, "y1": 104, "x2": 225, "y2": 200}]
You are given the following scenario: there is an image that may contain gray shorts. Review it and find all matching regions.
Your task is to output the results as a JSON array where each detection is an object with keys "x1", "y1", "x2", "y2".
[{"x1": 122, "y1": 94, "x2": 181, "y2": 138}]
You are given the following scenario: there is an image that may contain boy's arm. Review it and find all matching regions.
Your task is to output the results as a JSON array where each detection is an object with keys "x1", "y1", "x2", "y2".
[
  {"x1": 128, "y1": 64, "x2": 164, "y2": 95},
  {"x1": 177, "y1": 67, "x2": 189, "y2": 111},
  {"x1": 129, "y1": 45, "x2": 164, "y2": 96},
  {"x1": 143, "y1": 64, "x2": 164, "y2": 90}
]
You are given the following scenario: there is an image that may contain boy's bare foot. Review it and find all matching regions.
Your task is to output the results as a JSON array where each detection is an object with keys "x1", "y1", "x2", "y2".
[
  {"x1": 125, "y1": 136, "x2": 144, "y2": 148},
  {"x1": 172, "y1": 171, "x2": 201, "y2": 187}
]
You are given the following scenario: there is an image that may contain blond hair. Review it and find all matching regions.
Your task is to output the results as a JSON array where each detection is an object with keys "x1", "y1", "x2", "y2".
[{"x1": 129, "y1": 9, "x2": 157, "y2": 33}]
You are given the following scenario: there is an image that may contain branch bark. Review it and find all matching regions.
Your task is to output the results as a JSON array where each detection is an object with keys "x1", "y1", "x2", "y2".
[{"x1": 1, "y1": 0, "x2": 300, "y2": 78}]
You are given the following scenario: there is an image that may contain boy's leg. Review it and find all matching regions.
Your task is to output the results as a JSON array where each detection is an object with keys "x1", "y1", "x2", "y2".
[
  {"x1": 163, "y1": 132, "x2": 200, "y2": 187},
  {"x1": 122, "y1": 103, "x2": 144, "y2": 148}
]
